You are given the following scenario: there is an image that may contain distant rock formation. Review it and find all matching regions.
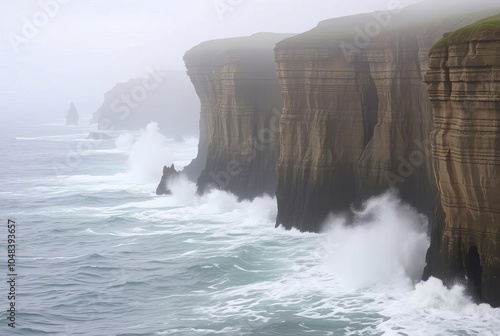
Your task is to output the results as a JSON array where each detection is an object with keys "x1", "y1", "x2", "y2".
[
  {"x1": 86, "y1": 132, "x2": 112, "y2": 140},
  {"x1": 156, "y1": 164, "x2": 179, "y2": 195},
  {"x1": 66, "y1": 102, "x2": 79, "y2": 125},
  {"x1": 183, "y1": 33, "x2": 293, "y2": 198},
  {"x1": 91, "y1": 70, "x2": 199, "y2": 137},
  {"x1": 423, "y1": 15, "x2": 500, "y2": 307}
]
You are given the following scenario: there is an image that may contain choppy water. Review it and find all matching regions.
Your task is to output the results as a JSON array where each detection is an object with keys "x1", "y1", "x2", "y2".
[{"x1": 1, "y1": 116, "x2": 499, "y2": 336}]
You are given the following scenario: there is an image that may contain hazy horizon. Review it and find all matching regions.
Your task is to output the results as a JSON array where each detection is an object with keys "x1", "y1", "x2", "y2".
[{"x1": 1, "y1": 0, "x2": 497, "y2": 123}]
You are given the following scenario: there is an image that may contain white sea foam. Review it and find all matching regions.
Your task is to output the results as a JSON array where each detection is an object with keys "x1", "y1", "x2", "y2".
[
  {"x1": 115, "y1": 133, "x2": 135, "y2": 153},
  {"x1": 118, "y1": 122, "x2": 172, "y2": 184},
  {"x1": 320, "y1": 191, "x2": 429, "y2": 289}
]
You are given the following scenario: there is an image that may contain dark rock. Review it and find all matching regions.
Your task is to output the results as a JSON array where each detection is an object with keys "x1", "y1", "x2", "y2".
[
  {"x1": 156, "y1": 164, "x2": 179, "y2": 195},
  {"x1": 91, "y1": 71, "x2": 199, "y2": 136}
]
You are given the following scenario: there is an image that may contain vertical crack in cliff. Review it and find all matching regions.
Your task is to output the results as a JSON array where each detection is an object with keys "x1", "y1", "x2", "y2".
[
  {"x1": 361, "y1": 75, "x2": 379, "y2": 148},
  {"x1": 465, "y1": 245, "x2": 483, "y2": 301}
]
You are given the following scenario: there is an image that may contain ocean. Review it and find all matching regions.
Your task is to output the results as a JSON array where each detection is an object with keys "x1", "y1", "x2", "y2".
[{"x1": 1, "y1": 116, "x2": 499, "y2": 336}]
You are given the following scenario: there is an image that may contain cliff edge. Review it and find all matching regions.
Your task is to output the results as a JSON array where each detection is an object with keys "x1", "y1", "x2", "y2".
[
  {"x1": 183, "y1": 33, "x2": 293, "y2": 198},
  {"x1": 424, "y1": 15, "x2": 500, "y2": 307}
]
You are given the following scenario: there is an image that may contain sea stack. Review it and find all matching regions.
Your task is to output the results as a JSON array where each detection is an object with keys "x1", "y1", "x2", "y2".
[
  {"x1": 273, "y1": 5, "x2": 496, "y2": 233},
  {"x1": 66, "y1": 102, "x2": 79, "y2": 125},
  {"x1": 183, "y1": 33, "x2": 293, "y2": 198}
]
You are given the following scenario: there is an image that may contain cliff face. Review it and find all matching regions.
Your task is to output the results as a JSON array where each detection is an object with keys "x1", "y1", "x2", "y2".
[
  {"x1": 92, "y1": 71, "x2": 199, "y2": 137},
  {"x1": 274, "y1": 5, "x2": 495, "y2": 232},
  {"x1": 424, "y1": 17, "x2": 500, "y2": 307},
  {"x1": 184, "y1": 33, "x2": 293, "y2": 198}
]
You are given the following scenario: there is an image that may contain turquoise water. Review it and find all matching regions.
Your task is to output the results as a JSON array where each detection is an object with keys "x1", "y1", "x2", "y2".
[{"x1": 1, "y1": 116, "x2": 499, "y2": 336}]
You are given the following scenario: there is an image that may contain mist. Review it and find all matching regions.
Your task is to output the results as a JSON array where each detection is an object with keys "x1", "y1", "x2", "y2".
[
  {"x1": 1, "y1": 0, "x2": 498, "y2": 126},
  {"x1": 0, "y1": 0, "x2": 418, "y2": 123}
]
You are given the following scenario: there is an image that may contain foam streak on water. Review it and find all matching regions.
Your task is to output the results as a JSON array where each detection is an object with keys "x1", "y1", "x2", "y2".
[{"x1": 0, "y1": 120, "x2": 499, "y2": 336}]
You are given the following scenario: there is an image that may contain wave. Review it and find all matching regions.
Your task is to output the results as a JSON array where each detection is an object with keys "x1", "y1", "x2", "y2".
[
  {"x1": 114, "y1": 122, "x2": 172, "y2": 184},
  {"x1": 320, "y1": 190, "x2": 429, "y2": 289}
]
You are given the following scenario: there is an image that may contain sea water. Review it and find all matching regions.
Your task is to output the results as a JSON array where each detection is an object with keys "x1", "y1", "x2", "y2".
[{"x1": 1, "y1": 116, "x2": 499, "y2": 336}]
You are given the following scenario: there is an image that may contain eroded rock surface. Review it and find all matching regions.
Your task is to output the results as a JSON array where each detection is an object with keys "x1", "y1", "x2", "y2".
[
  {"x1": 91, "y1": 71, "x2": 199, "y2": 137},
  {"x1": 156, "y1": 164, "x2": 179, "y2": 195},
  {"x1": 274, "y1": 4, "x2": 495, "y2": 232},
  {"x1": 183, "y1": 33, "x2": 293, "y2": 199},
  {"x1": 424, "y1": 17, "x2": 500, "y2": 307}
]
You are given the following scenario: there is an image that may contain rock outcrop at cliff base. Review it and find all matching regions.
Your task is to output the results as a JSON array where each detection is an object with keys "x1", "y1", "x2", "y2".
[
  {"x1": 424, "y1": 15, "x2": 500, "y2": 307},
  {"x1": 178, "y1": 3, "x2": 500, "y2": 306}
]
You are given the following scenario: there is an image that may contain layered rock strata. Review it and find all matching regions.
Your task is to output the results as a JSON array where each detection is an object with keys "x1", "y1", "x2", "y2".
[
  {"x1": 274, "y1": 5, "x2": 496, "y2": 232},
  {"x1": 424, "y1": 16, "x2": 500, "y2": 307},
  {"x1": 156, "y1": 164, "x2": 179, "y2": 195},
  {"x1": 183, "y1": 33, "x2": 293, "y2": 199}
]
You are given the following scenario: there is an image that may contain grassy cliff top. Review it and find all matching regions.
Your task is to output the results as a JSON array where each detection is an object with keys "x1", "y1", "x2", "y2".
[
  {"x1": 432, "y1": 14, "x2": 500, "y2": 51},
  {"x1": 275, "y1": 2, "x2": 500, "y2": 52}
]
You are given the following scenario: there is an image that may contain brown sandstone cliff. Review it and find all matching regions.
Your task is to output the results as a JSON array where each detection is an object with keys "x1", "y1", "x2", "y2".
[
  {"x1": 183, "y1": 33, "x2": 293, "y2": 198},
  {"x1": 274, "y1": 4, "x2": 495, "y2": 233},
  {"x1": 424, "y1": 16, "x2": 500, "y2": 307}
]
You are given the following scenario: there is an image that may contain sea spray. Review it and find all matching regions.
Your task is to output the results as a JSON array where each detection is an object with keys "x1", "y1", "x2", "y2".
[
  {"x1": 374, "y1": 277, "x2": 500, "y2": 335},
  {"x1": 115, "y1": 133, "x2": 135, "y2": 153},
  {"x1": 320, "y1": 191, "x2": 429, "y2": 289},
  {"x1": 115, "y1": 122, "x2": 171, "y2": 183}
]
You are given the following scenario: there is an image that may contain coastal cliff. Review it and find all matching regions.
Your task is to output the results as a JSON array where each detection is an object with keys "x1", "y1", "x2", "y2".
[
  {"x1": 424, "y1": 16, "x2": 500, "y2": 307},
  {"x1": 178, "y1": 4, "x2": 500, "y2": 305},
  {"x1": 274, "y1": 5, "x2": 494, "y2": 232},
  {"x1": 183, "y1": 33, "x2": 293, "y2": 198}
]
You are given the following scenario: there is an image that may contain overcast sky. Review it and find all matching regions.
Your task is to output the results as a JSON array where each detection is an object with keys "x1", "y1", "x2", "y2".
[{"x1": 0, "y1": 0, "x2": 469, "y2": 120}]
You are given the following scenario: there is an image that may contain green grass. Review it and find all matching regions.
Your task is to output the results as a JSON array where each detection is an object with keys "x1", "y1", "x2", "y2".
[{"x1": 432, "y1": 14, "x2": 500, "y2": 51}]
